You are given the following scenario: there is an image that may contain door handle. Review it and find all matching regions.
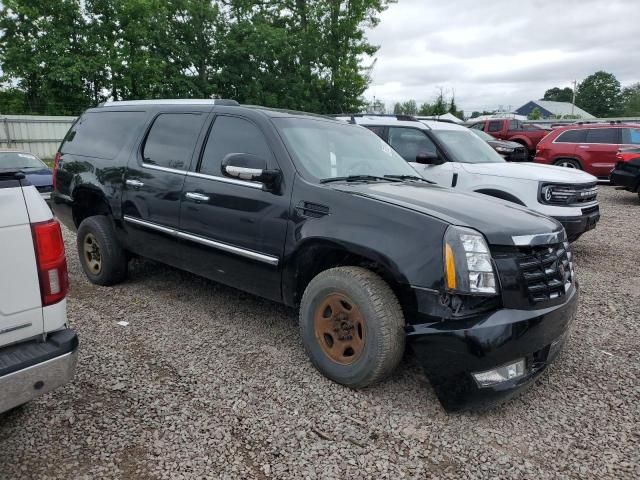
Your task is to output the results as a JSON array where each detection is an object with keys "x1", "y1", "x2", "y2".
[
  {"x1": 578, "y1": 145, "x2": 590, "y2": 149},
  {"x1": 185, "y1": 192, "x2": 210, "y2": 202},
  {"x1": 126, "y1": 179, "x2": 144, "y2": 188}
]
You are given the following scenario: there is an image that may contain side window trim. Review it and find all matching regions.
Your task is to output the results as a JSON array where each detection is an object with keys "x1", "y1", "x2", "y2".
[{"x1": 139, "y1": 111, "x2": 206, "y2": 174}]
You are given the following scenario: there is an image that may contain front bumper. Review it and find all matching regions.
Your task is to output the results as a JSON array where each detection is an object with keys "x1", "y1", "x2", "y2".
[
  {"x1": 610, "y1": 162, "x2": 640, "y2": 191},
  {"x1": 553, "y1": 205, "x2": 600, "y2": 241},
  {"x1": 0, "y1": 329, "x2": 78, "y2": 414},
  {"x1": 408, "y1": 286, "x2": 578, "y2": 412}
]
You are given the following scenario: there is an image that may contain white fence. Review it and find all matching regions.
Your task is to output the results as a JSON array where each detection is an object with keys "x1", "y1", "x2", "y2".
[{"x1": 0, "y1": 115, "x2": 77, "y2": 160}]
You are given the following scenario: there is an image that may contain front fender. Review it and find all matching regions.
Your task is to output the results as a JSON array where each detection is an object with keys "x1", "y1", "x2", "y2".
[{"x1": 507, "y1": 135, "x2": 533, "y2": 150}]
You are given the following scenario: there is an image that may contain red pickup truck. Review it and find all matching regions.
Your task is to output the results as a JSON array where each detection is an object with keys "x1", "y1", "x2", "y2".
[{"x1": 468, "y1": 119, "x2": 551, "y2": 157}]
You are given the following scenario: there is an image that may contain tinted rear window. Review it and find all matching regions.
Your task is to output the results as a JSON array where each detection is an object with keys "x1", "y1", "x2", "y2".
[
  {"x1": 61, "y1": 111, "x2": 146, "y2": 160},
  {"x1": 555, "y1": 129, "x2": 587, "y2": 143},
  {"x1": 142, "y1": 113, "x2": 206, "y2": 170},
  {"x1": 585, "y1": 128, "x2": 619, "y2": 144}
]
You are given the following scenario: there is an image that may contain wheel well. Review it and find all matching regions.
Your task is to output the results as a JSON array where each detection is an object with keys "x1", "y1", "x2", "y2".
[
  {"x1": 288, "y1": 242, "x2": 416, "y2": 314},
  {"x1": 553, "y1": 157, "x2": 583, "y2": 169},
  {"x1": 474, "y1": 189, "x2": 526, "y2": 206},
  {"x1": 509, "y1": 138, "x2": 531, "y2": 150},
  {"x1": 72, "y1": 188, "x2": 112, "y2": 227}
]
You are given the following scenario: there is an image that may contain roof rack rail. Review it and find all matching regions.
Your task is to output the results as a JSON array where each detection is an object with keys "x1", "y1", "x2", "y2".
[
  {"x1": 415, "y1": 116, "x2": 458, "y2": 124},
  {"x1": 328, "y1": 113, "x2": 419, "y2": 124},
  {"x1": 98, "y1": 99, "x2": 240, "y2": 107}
]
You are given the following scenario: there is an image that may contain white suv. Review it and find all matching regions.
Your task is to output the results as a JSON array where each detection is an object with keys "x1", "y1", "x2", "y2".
[
  {"x1": 339, "y1": 115, "x2": 600, "y2": 241},
  {"x1": 0, "y1": 168, "x2": 77, "y2": 414}
]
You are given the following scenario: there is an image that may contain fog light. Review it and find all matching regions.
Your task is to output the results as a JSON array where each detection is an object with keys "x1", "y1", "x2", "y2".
[{"x1": 472, "y1": 359, "x2": 526, "y2": 388}]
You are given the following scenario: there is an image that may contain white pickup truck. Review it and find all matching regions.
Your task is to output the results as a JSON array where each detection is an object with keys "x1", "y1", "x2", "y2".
[{"x1": 0, "y1": 168, "x2": 77, "y2": 414}]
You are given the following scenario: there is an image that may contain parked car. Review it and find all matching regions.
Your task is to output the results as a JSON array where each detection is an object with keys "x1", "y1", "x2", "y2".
[
  {"x1": 0, "y1": 149, "x2": 53, "y2": 201},
  {"x1": 0, "y1": 168, "x2": 77, "y2": 414},
  {"x1": 610, "y1": 147, "x2": 640, "y2": 201},
  {"x1": 534, "y1": 123, "x2": 640, "y2": 179},
  {"x1": 53, "y1": 100, "x2": 579, "y2": 411},
  {"x1": 342, "y1": 115, "x2": 599, "y2": 242},
  {"x1": 467, "y1": 118, "x2": 550, "y2": 156},
  {"x1": 469, "y1": 128, "x2": 529, "y2": 162}
]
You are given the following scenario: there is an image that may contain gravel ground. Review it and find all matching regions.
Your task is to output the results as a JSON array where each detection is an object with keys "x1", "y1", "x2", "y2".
[{"x1": 1, "y1": 186, "x2": 639, "y2": 480}]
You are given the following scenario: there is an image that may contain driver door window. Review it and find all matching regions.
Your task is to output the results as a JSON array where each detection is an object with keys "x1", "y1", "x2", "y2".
[{"x1": 388, "y1": 127, "x2": 438, "y2": 162}]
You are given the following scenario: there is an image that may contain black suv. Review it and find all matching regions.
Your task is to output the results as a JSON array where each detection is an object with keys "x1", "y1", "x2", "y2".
[{"x1": 52, "y1": 100, "x2": 578, "y2": 411}]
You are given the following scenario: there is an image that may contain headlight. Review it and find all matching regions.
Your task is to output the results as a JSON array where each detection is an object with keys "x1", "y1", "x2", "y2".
[
  {"x1": 495, "y1": 146, "x2": 513, "y2": 153},
  {"x1": 443, "y1": 226, "x2": 497, "y2": 295}
]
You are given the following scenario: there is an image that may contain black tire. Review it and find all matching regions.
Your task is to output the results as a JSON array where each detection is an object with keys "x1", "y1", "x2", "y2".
[
  {"x1": 554, "y1": 158, "x2": 582, "y2": 170},
  {"x1": 77, "y1": 216, "x2": 128, "y2": 286},
  {"x1": 299, "y1": 266, "x2": 405, "y2": 388}
]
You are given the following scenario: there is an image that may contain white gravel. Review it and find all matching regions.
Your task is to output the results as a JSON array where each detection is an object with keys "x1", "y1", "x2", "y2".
[{"x1": 1, "y1": 186, "x2": 639, "y2": 479}]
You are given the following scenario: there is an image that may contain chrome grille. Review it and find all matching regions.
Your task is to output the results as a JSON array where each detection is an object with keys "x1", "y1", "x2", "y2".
[
  {"x1": 518, "y1": 243, "x2": 573, "y2": 303},
  {"x1": 540, "y1": 182, "x2": 598, "y2": 206}
]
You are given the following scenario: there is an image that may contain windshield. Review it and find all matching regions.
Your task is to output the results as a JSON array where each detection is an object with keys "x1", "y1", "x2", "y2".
[
  {"x1": 274, "y1": 118, "x2": 418, "y2": 181},
  {"x1": 431, "y1": 130, "x2": 505, "y2": 164},
  {"x1": 0, "y1": 152, "x2": 46, "y2": 169},
  {"x1": 470, "y1": 129, "x2": 496, "y2": 142}
]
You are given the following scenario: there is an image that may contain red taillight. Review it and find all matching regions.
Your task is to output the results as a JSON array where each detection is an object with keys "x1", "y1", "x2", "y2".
[
  {"x1": 52, "y1": 152, "x2": 61, "y2": 191},
  {"x1": 31, "y1": 219, "x2": 69, "y2": 306}
]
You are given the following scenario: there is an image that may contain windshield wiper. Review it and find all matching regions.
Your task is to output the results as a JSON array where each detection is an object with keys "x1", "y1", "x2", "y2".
[
  {"x1": 320, "y1": 175, "x2": 402, "y2": 184},
  {"x1": 384, "y1": 174, "x2": 435, "y2": 184}
]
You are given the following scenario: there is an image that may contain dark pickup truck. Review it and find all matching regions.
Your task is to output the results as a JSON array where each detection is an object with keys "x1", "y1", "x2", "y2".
[
  {"x1": 52, "y1": 100, "x2": 578, "y2": 411},
  {"x1": 469, "y1": 119, "x2": 550, "y2": 156}
]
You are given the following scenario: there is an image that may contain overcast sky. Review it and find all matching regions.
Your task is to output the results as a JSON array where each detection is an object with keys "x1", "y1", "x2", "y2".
[{"x1": 364, "y1": 0, "x2": 639, "y2": 114}]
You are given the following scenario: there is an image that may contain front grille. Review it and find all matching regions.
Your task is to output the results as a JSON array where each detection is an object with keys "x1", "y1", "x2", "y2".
[
  {"x1": 509, "y1": 147, "x2": 528, "y2": 162},
  {"x1": 36, "y1": 185, "x2": 53, "y2": 193},
  {"x1": 517, "y1": 243, "x2": 573, "y2": 303},
  {"x1": 540, "y1": 182, "x2": 598, "y2": 206}
]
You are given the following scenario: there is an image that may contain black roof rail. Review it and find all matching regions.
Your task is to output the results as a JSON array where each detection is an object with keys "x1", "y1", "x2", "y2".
[{"x1": 328, "y1": 113, "x2": 419, "y2": 123}]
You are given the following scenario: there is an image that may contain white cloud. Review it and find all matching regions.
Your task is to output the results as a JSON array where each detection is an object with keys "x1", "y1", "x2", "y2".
[{"x1": 364, "y1": 0, "x2": 639, "y2": 114}]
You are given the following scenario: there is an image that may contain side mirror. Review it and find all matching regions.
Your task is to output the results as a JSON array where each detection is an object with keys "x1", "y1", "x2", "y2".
[
  {"x1": 415, "y1": 151, "x2": 442, "y2": 165},
  {"x1": 221, "y1": 153, "x2": 281, "y2": 192}
]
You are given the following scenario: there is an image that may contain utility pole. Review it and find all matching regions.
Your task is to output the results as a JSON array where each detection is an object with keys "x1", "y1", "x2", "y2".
[{"x1": 571, "y1": 80, "x2": 577, "y2": 116}]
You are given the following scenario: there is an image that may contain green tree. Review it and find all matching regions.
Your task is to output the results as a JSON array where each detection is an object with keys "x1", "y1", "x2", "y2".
[
  {"x1": 576, "y1": 71, "x2": 622, "y2": 117},
  {"x1": 621, "y1": 83, "x2": 640, "y2": 116},
  {"x1": 542, "y1": 87, "x2": 573, "y2": 102},
  {"x1": 528, "y1": 107, "x2": 542, "y2": 120},
  {"x1": 418, "y1": 102, "x2": 432, "y2": 115},
  {"x1": 431, "y1": 89, "x2": 447, "y2": 115},
  {"x1": 363, "y1": 98, "x2": 385, "y2": 113},
  {"x1": 0, "y1": 0, "x2": 94, "y2": 114}
]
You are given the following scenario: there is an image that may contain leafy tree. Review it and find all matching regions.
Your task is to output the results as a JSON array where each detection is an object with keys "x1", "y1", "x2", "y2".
[
  {"x1": 542, "y1": 87, "x2": 573, "y2": 102},
  {"x1": 0, "y1": 0, "x2": 94, "y2": 114},
  {"x1": 621, "y1": 83, "x2": 640, "y2": 116},
  {"x1": 528, "y1": 107, "x2": 542, "y2": 120},
  {"x1": 363, "y1": 98, "x2": 385, "y2": 113},
  {"x1": 431, "y1": 89, "x2": 447, "y2": 115},
  {"x1": 0, "y1": 0, "x2": 393, "y2": 115},
  {"x1": 576, "y1": 71, "x2": 622, "y2": 117},
  {"x1": 418, "y1": 102, "x2": 432, "y2": 115}
]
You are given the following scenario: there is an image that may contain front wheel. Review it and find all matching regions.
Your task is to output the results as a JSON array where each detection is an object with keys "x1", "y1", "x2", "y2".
[
  {"x1": 299, "y1": 267, "x2": 405, "y2": 388},
  {"x1": 554, "y1": 158, "x2": 582, "y2": 169}
]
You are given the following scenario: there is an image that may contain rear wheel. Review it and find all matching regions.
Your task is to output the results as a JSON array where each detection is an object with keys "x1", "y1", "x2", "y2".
[
  {"x1": 554, "y1": 158, "x2": 582, "y2": 169},
  {"x1": 299, "y1": 267, "x2": 405, "y2": 388},
  {"x1": 77, "y1": 216, "x2": 128, "y2": 286}
]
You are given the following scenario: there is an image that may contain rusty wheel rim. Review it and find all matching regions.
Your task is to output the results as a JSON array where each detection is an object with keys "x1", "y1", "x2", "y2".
[
  {"x1": 83, "y1": 233, "x2": 102, "y2": 275},
  {"x1": 313, "y1": 293, "x2": 365, "y2": 365}
]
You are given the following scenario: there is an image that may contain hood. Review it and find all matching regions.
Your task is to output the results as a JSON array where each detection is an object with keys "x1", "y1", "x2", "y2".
[
  {"x1": 332, "y1": 182, "x2": 562, "y2": 246},
  {"x1": 23, "y1": 167, "x2": 53, "y2": 187},
  {"x1": 459, "y1": 161, "x2": 598, "y2": 183},
  {"x1": 488, "y1": 139, "x2": 523, "y2": 149}
]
